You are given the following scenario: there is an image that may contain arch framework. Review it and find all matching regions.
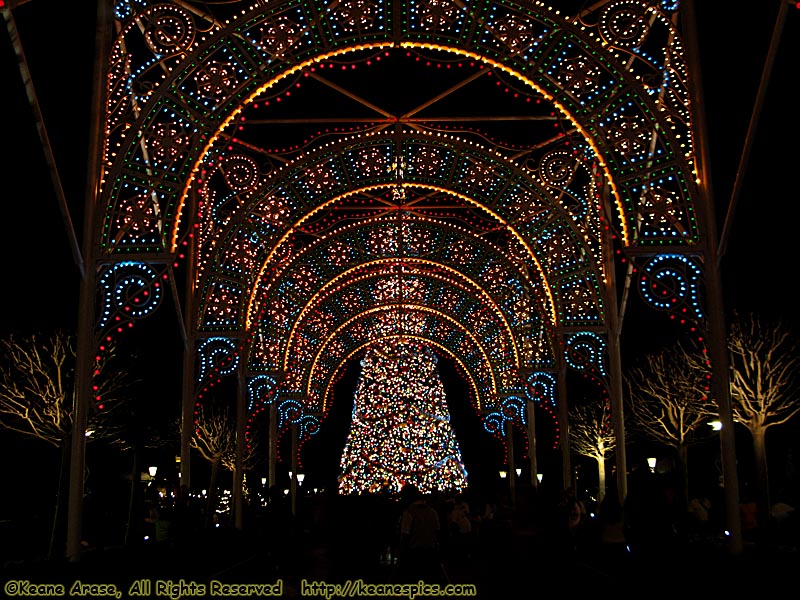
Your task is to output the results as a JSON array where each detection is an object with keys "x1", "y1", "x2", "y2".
[{"x1": 63, "y1": 0, "x2": 741, "y2": 559}]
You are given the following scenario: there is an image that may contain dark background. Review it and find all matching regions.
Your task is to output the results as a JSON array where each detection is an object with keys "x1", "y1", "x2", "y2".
[{"x1": 1, "y1": 2, "x2": 798, "y2": 529}]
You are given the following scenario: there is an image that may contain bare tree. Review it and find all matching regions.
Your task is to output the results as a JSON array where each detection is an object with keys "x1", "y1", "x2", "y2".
[
  {"x1": 0, "y1": 331, "x2": 133, "y2": 557},
  {"x1": 191, "y1": 399, "x2": 236, "y2": 526},
  {"x1": 221, "y1": 415, "x2": 263, "y2": 474},
  {"x1": 625, "y1": 340, "x2": 717, "y2": 509},
  {"x1": 569, "y1": 399, "x2": 616, "y2": 503},
  {"x1": 689, "y1": 313, "x2": 800, "y2": 533},
  {"x1": 0, "y1": 331, "x2": 129, "y2": 445},
  {"x1": 221, "y1": 414, "x2": 265, "y2": 510}
]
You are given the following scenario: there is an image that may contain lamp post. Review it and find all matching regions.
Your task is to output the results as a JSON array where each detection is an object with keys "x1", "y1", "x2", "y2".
[
  {"x1": 708, "y1": 420, "x2": 724, "y2": 487},
  {"x1": 290, "y1": 425, "x2": 299, "y2": 515},
  {"x1": 646, "y1": 457, "x2": 657, "y2": 473},
  {"x1": 147, "y1": 466, "x2": 158, "y2": 501},
  {"x1": 146, "y1": 465, "x2": 158, "y2": 493},
  {"x1": 296, "y1": 473, "x2": 305, "y2": 504}
]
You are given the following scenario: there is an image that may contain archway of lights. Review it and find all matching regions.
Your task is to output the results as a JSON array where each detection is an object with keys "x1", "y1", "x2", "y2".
[{"x1": 84, "y1": 0, "x2": 721, "y2": 512}]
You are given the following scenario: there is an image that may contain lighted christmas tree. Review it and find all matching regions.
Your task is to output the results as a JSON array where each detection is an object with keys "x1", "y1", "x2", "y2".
[{"x1": 338, "y1": 339, "x2": 468, "y2": 495}]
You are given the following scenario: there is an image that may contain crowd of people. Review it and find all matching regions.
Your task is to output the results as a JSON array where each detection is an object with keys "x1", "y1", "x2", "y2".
[
  {"x1": 97, "y1": 464, "x2": 798, "y2": 591},
  {"x1": 3, "y1": 460, "x2": 791, "y2": 600}
]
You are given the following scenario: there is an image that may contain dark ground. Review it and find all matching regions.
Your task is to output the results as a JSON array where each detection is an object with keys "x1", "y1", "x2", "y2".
[{"x1": 2, "y1": 487, "x2": 798, "y2": 599}]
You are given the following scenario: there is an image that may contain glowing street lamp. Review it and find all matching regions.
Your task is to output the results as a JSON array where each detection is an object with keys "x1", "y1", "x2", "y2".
[
  {"x1": 646, "y1": 457, "x2": 657, "y2": 472},
  {"x1": 499, "y1": 470, "x2": 508, "y2": 479},
  {"x1": 708, "y1": 420, "x2": 723, "y2": 431}
]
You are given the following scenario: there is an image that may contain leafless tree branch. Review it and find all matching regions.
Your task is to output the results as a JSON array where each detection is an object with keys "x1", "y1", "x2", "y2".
[
  {"x1": 625, "y1": 340, "x2": 717, "y2": 449},
  {"x1": 0, "y1": 331, "x2": 134, "y2": 447}
]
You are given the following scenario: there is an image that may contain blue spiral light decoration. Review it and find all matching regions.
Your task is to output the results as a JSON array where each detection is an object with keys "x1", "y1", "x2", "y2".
[
  {"x1": 98, "y1": 261, "x2": 163, "y2": 329},
  {"x1": 638, "y1": 253, "x2": 703, "y2": 319},
  {"x1": 278, "y1": 399, "x2": 303, "y2": 428},
  {"x1": 247, "y1": 374, "x2": 278, "y2": 412},
  {"x1": 564, "y1": 331, "x2": 607, "y2": 377},
  {"x1": 197, "y1": 337, "x2": 239, "y2": 385}
]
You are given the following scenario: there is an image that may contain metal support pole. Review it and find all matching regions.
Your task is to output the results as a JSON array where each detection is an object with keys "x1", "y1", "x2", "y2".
[
  {"x1": 234, "y1": 361, "x2": 246, "y2": 529},
  {"x1": 607, "y1": 331, "x2": 627, "y2": 504},
  {"x1": 526, "y1": 399, "x2": 538, "y2": 490},
  {"x1": 179, "y1": 190, "x2": 198, "y2": 491},
  {"x1": 717, "y1": 0, "x2": 790, "y2": 260},
  {"x1": 66, "y1": 0, "x2": 111, "y2": 563},
  {"x1": 180, "y1": 344, "x2": 195, "y2": 490},
  {"x1": 556, "y1": 346, "x2": 571, "y2": 491},
  {"x1": 507, "y1": 425, "x2": 516, "y2": 510},
  {"x1": 602, "y1": 183, "x2": 629, "y2": 504},
  {"x1": 268, "y1": 403, "x2": 277, "y2": 488},
  {"x1": 682, "y1": 0, "x2": 743, "y2": 556},
  {"x1": 290, "y1": 425, "x2": 298, "y2": 517},
  {"x1": 1, "y1": 4, "x2": 84, "y2": 277}
]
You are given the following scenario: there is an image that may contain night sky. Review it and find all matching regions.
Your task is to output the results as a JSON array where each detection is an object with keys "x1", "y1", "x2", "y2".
[{"x1": 1, "y1": 2, "x2": 799, "y2": 506}]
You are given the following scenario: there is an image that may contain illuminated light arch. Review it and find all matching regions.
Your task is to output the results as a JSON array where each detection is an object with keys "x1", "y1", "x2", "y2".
[
  {"x1": 217, "y1": 139, "x2": 606, "y2": 335},
  {"x1": 98, "y1": 3, "x2": 700, "y2": 376},
  {"x1": 239, "y1": 177, "x2": 563, "y2": 331},
  {"x1": 285, "y1": 288, "x2": 517, "y2": 405},
  {"x1": 280, "y1": 259, "x2": 527, "y2": 371},
  {"x1": 245, "y1": 210, "x2": 554, "y2": 364},
  {"x1": 302, "y1": 303, "x2": 504, "y2": 410},
  {"x1": 181, "y1": 125, "x2": 613, "y2": 368},
  {"x1": 251, "y1": 252, "x2": 564, "y2": 398},
  {"x1": 91, "y1": 0, "x2": 710, "y2": 491},
  {"x1": 101, "y1": 23, "x2": 698, "y2": 258}
]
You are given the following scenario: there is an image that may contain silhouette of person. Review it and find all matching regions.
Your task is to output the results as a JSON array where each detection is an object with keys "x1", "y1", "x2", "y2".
[
  {"x1": 624, "y1": 458, "x2": 677, "y2": 560},
  {"x1": 263, "y1": 484, "x2": 297, "y2": 576},
  {"x1": 557, "y1": 486, "x2": 587, "y2": 554},
  {"x1": 397, "y1": 484, "x2": 444, "y2": 583},
  {"x1": 593, "y1": 491, "x2": 629, "y2": 575},
  {"x1": 446, "y1": 493, "x2": 474, "y2": 559}
]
